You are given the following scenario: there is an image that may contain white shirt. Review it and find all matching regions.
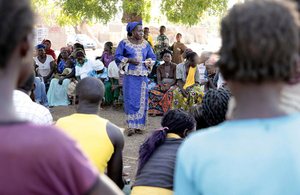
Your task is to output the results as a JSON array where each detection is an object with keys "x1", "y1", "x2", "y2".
[
  {"x1": 217, "y1": 72, "x2": 226, "y2": 89},
  {"x1": 13, "y1": 90, "x2": 53, "y2": 125},
  {"x1": 34, "y1": 55, "x2": 54, "y2": 77},
  {"x1": 75, "y1": 59, "x2": 95, "y2": 79},
  {"x1": 198, "y1": 63, "x2": 207, "y2": 83},
  {"x1": 108, "y1": 61, "x2": 119, "y2": 79}
]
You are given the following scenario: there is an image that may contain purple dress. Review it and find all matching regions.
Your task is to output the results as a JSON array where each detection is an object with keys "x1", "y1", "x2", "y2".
[{"x1": 102, "y1": 52, "x2": 114, "y2": 67}]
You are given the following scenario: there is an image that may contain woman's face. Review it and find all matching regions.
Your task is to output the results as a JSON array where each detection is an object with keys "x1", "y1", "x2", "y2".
[
  {"x1": 77, "y1": 57, "x2": 85, "y2": 65},
  {"x1": 190, "y1": 55, "x2": 200, "y2": 68},
  {"x1": 163, "y1": 53, "x2": 172, "y2": 63},
  {"x1": 44, "y1": 41, "x2": 50, "y2": 50},
  {"x1": 104, "y1": 44, "x2": 111, "y2": 53},
  {"x1": 206, "y1": 65, "x2": 216, "y2": 75},
  {"x1": 133, "y1": 25, "x2": 144, "y2": 40},
  {"x1": 37, "y1": 48, "x2": 45, "y2": 56},
  {"x1": 61, "y1": 50, "x2": 69, "y2": 59}
]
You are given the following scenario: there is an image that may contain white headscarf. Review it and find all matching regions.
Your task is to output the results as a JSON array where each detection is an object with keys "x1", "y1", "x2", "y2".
[{"x1": 93, "y1": 60, "x2": 104, "y2": 71}]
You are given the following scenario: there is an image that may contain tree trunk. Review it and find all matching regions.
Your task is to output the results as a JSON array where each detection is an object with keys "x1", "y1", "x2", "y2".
[
  {"x1": 74, "y1": 18, "x2": 102, "y2": 49},
  {"x1": 122, "y1": 0, "x2": 142, "y2": 23}
]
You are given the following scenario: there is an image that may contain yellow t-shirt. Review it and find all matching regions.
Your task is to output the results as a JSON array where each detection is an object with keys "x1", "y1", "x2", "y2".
[{"x1": 56, "y1": 113, "x2": 114, "y2": 173}]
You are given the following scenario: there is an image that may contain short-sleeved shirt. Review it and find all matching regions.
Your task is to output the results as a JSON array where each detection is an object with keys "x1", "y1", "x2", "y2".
[
  {"x1": 176, "y1": 62, "x2": 200, "y2": 85},
  {"x1": 170, "y1": 42, "x2": 187, "y2": 64},
  {"x1": 75, "y1": 59, "x2": 94, "y2": 79},
  {"x1": 0, "y1": 122, "x2": 98, "y2": 194},
  {"x1": 175, "y1": 113, "x2": 300, "y2": 195},
  {"x1": 34, "y1": 55, "x2": 54, "y2": 77},
  {"x1": 13, "y1": 90, "x2": 53, "y2": 125},
  {"x1": 156, "y1": 34, "x2": 169, "y2": 50}
]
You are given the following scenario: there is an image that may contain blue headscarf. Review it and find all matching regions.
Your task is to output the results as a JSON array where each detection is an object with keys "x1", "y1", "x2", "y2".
[
  {"x1": 126, "y1": 20, "x2": 142, "y2": 34},
  {"x1": 36, "y1": 44, "x2": 46, "y2": 50}
]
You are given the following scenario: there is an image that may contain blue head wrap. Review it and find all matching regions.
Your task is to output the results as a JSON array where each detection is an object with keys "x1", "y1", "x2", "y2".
[
  {"x1": 126, "y1": 20, "x2": 143, "y2": 34},
  {"x1": 36, "y1": 44, "x2": 46, "y2": 50}
]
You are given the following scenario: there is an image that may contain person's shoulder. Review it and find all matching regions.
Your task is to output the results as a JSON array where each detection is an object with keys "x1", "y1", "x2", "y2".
[
  {"x1": 170, "y1": 62, "x2": 177, "y2": 67},
  {"x1": 106, "y1": 121, "x2": 124, "y2": 146},
  {"x1": 46, "y1": 54, "x2": 54, "y2": 60}
]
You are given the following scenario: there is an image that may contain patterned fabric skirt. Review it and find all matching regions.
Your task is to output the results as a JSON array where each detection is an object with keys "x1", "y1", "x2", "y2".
[
  {"x1": 148, "y1": 84, "x2": 175, "y2": 115},
  {"x1": 171, "y1": 85, "x2": 204, "y2": 111},
  {"x1": 123, "y1": 75, "x2": 148, "y2": 130}
]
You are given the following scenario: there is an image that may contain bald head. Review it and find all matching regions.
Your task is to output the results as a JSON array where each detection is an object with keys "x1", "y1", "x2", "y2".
[{"x1": 76, "y1": 77, "x2": 104, "y2": 105}]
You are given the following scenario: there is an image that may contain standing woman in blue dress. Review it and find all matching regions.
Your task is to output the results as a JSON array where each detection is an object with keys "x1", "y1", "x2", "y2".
[{"x1": 115, "y1": 20, "x2": 156, "y2": 136}]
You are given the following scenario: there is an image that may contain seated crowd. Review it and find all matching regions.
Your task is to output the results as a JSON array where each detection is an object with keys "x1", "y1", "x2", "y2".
[{"x1": 4, "y1": 0, "x2": 300, "y2": 194}]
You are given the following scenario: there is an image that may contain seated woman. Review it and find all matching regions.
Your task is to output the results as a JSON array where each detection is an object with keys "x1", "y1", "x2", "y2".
[
  {"x1": 57, "y1": 47, "x2": 76, "y2": 85},
  {"x1": 47, "y1": 59, "x2": 74, "y2": 106},
  {"x1": 87, "y1": 60, "x2": 109, "y2": 83},
  {"x1": 131, "y1": 109, "x2": 196, "y2": 195},
  {"x1": 148, "y1": 49, "x2": 177, "y2": 116},
  {"x1": 34, "y1": 44, "x2": 55, "y2": 89},
  {"x1": 172, "y1": 52, "x2": 204, "y2": 111},
  {"x1": 75, "y1": 51, "x2": 94, "y2": 81}
]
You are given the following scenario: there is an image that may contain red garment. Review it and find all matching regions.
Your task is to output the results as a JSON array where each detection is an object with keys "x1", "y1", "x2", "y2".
[{"x1": 42, "y1": 39, "x2": 57, "y2": 63}]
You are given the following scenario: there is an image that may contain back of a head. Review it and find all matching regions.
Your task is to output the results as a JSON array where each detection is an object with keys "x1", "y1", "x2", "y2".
[
  {"x1": 189, "y1": 105, "x2": 209, "y2": 130},
  {"x1": 74, "y1": 43, "x2": 85, "y2": 53},
  {"x1": 19, "y1": 70, "x2": 35, "y2": 92},
  {"x1": 0, "y1": 0, "x2": 34, "y2": 68},
  {"x1": 76, "y1": 77, "x2": 104, "y2": 105},
  {"x1": 202, "y1": 88, "x2": 230, "y2": 127},
  {"x1": 137, "y1": 109, "x2": 196, "y2": 175},
  {"x1": 217, "y1": 0, "x2": 299, "y2": 83}
]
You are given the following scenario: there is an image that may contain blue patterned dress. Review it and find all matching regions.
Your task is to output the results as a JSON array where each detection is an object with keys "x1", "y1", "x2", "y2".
[{"x1": 115, "y1": 39, "x2": 156, "y2": 130}]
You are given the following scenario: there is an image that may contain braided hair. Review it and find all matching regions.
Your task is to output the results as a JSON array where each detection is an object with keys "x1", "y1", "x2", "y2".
[
  {"x1": 137, "y1": 109, "x2": 196, "y2": 176},
  {"x1": 202, "y1": 88, "x2": 230, "y2": 127}
]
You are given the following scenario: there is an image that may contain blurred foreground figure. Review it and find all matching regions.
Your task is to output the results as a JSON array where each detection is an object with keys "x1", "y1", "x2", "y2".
[
  {"x1": 0, "y1": 0, "x2": 123, "y2": 194},
  {"x1": 174, "y1": 1, "x2": 300, "y2": 194}
]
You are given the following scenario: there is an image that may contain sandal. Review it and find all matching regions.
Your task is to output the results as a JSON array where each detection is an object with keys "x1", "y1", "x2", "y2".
[
  {"x1": 127, "y1": 128, "x2": 135, "y2": 136},
  {"x1": 135, "y1": 129, "x2": 143, "y2": 134}
]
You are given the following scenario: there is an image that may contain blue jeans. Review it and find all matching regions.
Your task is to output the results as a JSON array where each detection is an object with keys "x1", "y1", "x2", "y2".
[{"x1": 34, "y1": 77, "x2": 49, "y2": 107}]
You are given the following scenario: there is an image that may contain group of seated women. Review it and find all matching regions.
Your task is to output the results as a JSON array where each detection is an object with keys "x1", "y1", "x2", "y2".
[
  {"x1": 148, "y1": 48, "x2": 223, "y2": 116},
  {"x1": 33, "y1": 40, "x2": 122, "y2": 108}
]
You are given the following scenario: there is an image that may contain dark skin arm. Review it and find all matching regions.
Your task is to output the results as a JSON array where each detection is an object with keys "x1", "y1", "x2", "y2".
[
  {"x1": 43, "y1": 61, "x2": 55, "y2": 81},
  {"x1": 106, "y1": 122, "x2": 125, "y2": 190},
  {"x1": 59, "y1": 71, "x2": 75, "y2": 85},
  {"x1": 177, "y1": 79, "x2": 188, "y2": 98},
  {"x1": 86, "y1": 175, "x2": 124, "y2": 195},
  {"x1": 156, "y1": 69, "x2": 165, "y2": 91},
  {"x1": 165, "y1": 66, "x2": 177, "y2": 90},
  {"x1": 186, "y1": 82, "x2": 200, "y2": 93}
]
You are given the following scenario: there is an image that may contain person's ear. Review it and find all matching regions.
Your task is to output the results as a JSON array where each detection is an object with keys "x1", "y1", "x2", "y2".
[
  {"x1": 289, "y1": 53, "x2": 300, "y2": 84},
  {"x1": 32, "y1": 83, "x2": 36, "y2": 92}
]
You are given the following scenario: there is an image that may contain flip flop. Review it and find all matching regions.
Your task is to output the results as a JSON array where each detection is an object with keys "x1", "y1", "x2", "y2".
[
  {"x1": 127, "y1": 128, "x2": 135, "y2": 136},
  {"x1": 135, "y1": 129, "x2": 143, "y2": 134}
]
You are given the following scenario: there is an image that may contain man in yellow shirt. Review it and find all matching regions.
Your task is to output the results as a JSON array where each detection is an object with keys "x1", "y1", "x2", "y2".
[
  {"x1": 56, "y1": 77, "x2": 125, "y2": 190},
  {"x1": 144, "y1": 27, "x2": 154, "y2": 50}
]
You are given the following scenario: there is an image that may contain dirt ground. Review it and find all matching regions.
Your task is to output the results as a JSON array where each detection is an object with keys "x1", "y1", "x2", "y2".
[{"x1": 51, "y1": 105, "x2": 162, "y2": 183}]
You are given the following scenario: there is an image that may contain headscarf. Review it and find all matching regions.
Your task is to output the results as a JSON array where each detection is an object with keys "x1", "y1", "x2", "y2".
[
  {"x1": 36, "y1": 44, "x2": 46, "y2": 50},
  {"x1": 41, "y1": 39, "x2": 57, "y2": 62},
  {"x1": 185, "y1": 48, "x2": 193, "y2": 55},
  {"x1": 205, "y1": 57, "x2": 216, "y2": 65},
  {"x1": 126, "y1": 20, "x2": 142, "y2": 34},
  {"x1": 60, "y1": 47, "x2": 71, "y2": 55},
  {"x1": 94, "y1": 60, "x2": 104, "y2": 71}
]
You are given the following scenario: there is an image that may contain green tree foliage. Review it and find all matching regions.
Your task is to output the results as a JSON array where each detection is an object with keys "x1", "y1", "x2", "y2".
[
  {"x1": 31, "y1": 0, "x2": 227, "y2": 26},
  {"x1": 160, "y1": 0, "x2": 228, "y2": 26}
]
